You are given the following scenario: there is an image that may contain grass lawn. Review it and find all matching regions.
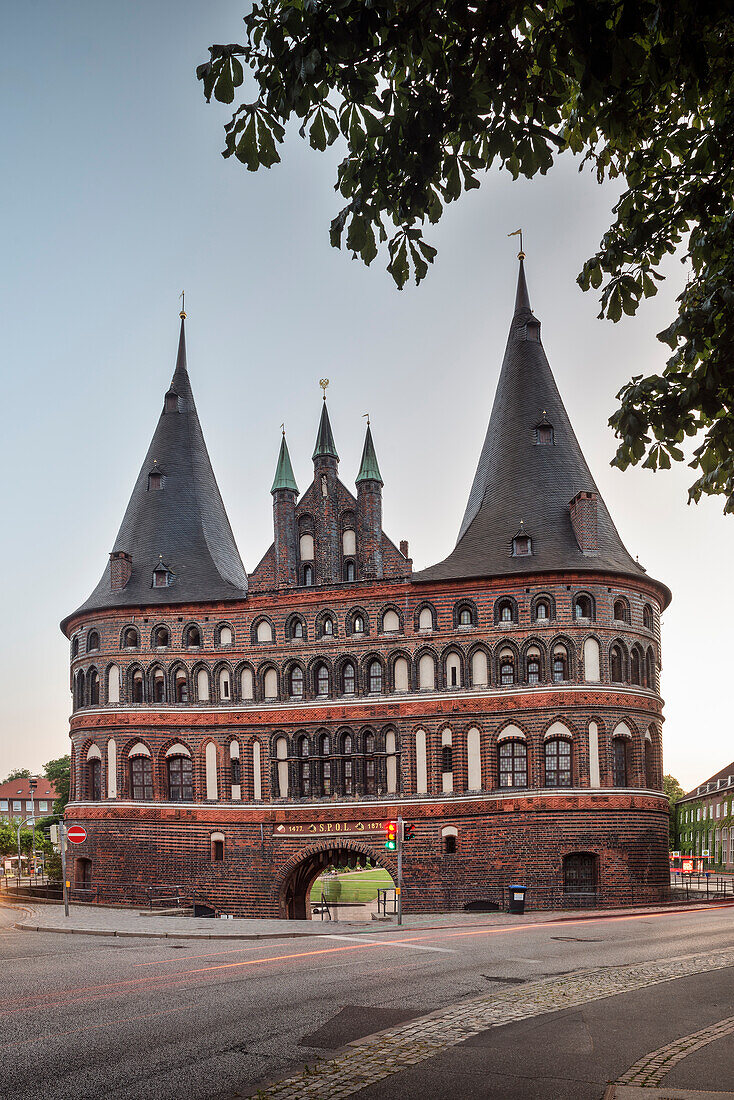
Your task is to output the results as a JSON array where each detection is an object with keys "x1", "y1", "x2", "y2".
[{"x1": 310, "y1": 867, "x2": 395, "y2": 904}]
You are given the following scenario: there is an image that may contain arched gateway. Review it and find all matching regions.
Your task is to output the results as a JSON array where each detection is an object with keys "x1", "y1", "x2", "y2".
[{"x1": 280, "y1": 842, "x2": 392, "y2": 920}]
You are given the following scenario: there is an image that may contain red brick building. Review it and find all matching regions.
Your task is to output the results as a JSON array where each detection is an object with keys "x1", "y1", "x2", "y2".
[
  {"x1": 0, "y1": 778, "x2": 58, "y2": 822},
  {"x1": 61, "y1": 260, "x2": 671, "y2": 916}
]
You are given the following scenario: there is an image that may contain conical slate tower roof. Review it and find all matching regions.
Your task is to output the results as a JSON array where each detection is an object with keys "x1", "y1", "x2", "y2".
[
  {"x1": 415, "y1": 260, "x2": 653, "y2": 587},
  {"x1": 271, "y1": 432, "x2": 298, "y2": 494},
  {"x1": 356, "y1": 424, "x2": 383, "y2": 484},
  {"x1": 62, "y1": 316, "x2": 248, "y2": 629},
  {"x1": 312, "y1": 401, "x2": 339, "y2": 461}
]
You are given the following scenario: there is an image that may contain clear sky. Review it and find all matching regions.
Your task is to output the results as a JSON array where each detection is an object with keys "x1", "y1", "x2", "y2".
[{"x1": 1, "y1": 2, "x2": 731, "y2": 791}]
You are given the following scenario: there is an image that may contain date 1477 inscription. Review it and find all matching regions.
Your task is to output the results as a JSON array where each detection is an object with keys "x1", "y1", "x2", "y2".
[{"x1": 274, "y1": 821, "x2": 385, "y2": 837}]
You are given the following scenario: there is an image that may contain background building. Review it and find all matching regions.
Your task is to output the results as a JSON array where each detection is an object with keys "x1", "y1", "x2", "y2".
[
  {"x1": 675, "y1": 762, "x2": 734, "y2": 869},
  {"x1": 61, "y1": 261, "x2": 671, "y2": 917},
  {"x1": 0, "y1": 777, "x2": 58, "y2": 822}
]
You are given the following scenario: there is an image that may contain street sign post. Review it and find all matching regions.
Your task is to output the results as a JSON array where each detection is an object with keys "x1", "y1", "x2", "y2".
[
  {"x1": 397, "y1": 816, "x2": 403, "y2": 926},
  {"x1": 67, "y1": 826, "x2": 87, "y2": 845},
  {"x1": 59, "y1": 820, "x2": 69, "y2": 917}
]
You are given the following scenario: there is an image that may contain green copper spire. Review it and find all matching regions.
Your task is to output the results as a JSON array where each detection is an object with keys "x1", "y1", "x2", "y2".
[
  {"x1": 356, "y1": 423, "x2": 383, "y2": 485},
  {"x1": 271, "y1": 432, "x2": 299, "y2": 494},
  {"x1": 312, "y1": 401, "x2": 339, "y2": 462}
]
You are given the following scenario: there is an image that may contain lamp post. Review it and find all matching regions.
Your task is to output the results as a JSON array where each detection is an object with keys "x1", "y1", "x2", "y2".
[
  {"x1": 28, "y1": 777, "x2": 37, "y2": 879},
  {"x1": 16, "y1": 816, "x2": 32, "y2": 883}
]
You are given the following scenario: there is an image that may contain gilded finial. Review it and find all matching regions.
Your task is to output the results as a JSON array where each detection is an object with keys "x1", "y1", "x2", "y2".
[
  {"x1": 179, "y1": 290, "x2": 186, "y2": 320},
  {"x1": 280, "y1": 422, "x2": 285, "y2": 437},
  {"x1": 362, "y1": 411, "x2": 370, "y2": 427},
  {"x1": 507, "y1": 228, "x2": 524, "y2": 259},
  {"x1": 319, "y1": 378, "x2": 329, "y2": 401}
]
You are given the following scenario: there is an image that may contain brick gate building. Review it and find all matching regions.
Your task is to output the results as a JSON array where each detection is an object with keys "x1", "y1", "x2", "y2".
[{"x1": 61, "y1": 260, "x2": 671, "y2": 916}]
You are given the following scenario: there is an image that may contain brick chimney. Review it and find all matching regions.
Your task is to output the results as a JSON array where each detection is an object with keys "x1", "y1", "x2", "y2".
[
  {"x1": 569, "y1": 492, "x2": 598, "y2": 554},
  {"x1": 400, "y1": 540, "x2": 409, "y2": 559},
  {"x1": 110, "y1": 551, "x2": 132, "y2": 590}
]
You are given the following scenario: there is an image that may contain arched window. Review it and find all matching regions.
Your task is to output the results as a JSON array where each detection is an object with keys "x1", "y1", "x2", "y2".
[
  {"x1": 382, "y1": 609, "x2": 400, "y2": 632},
  {"x1": 499, "y1": 651, "x2": 515, "y2": 686},
  {"x1": 341, "y1": 733, "x2": 355, "y2": 795},
  {"x1": 263, "y1": 667, "x2": 278, "y2": 700},
  {"x1": 122, "y1": 627, "x2": 138, "y2": 650},
  {"x1": 368, "y1": 660, "x2": 382, "y2": 694},
  {"x1": 167, "y1": 755, "x2": 193, "y2": 801},
  {"x1": 445, "y1": 652, "x2": 462, "y2": 689},
  {"x1": 341, "y1": 661, "x2": 356, "y2": 695},
  {"x1": 154, "y1": 626, "x2": 169, "y2": 648},
  {"x1": 256, "y1": 619, "x2": 273, "y2": 644},
  {"x1": 196, "y1": 667, "x2": 210, "y2": 701},
  {"x1": 467, "y1": 727, "x2": 481, "y2": 790},
  {"x1": 87, "y1": 758, "x2": 102, "y2": 801},
  {"x1": 527, "y1": 649, "x2": 541, "y2": 685},
  {"x1": 545, "y1": 739, "x2": 572, "y2": 787},
  {"x1": 574, "y1": 593, "x2": 594, "y2": 620},
  {"x1": 131, "y1": 669, "x2": 144, "y2": 703},
  {"x1": 471, "y1": 649, "x2": 488, "y2": 687},
  {"x1": 164, "y1": 389, "x2": 179, "y2": 413},
  {"x1": 419, "y1": 653, "x2": 435, "y2": 690},
  {"x1": 499, "y1": 740, "x2": 527, "y2": 788},
  {"x1": 644, "y1": 735, "x2": 655, "y2": 788},
  {"x1": 174, "y1": 668, "x2": 188, "y2": 703},
  {"x1": 613, "y1": 599, "x2": 629, "y2": 623},
  {"x1": 364, "y1": 731, "x2": 376, "y2": 794},
  {"x1": 88, "y1": 669, "x2": 100, "y2": 705},
  {"x1": 583, "y1": 637, "x2": 601, "y2": 682},
  {"x1": 646, "y1": 648, "x2": 655, "y2": 690},
  {"x1": 393, "y1": 656, "x2": 409, "y2": 692},
  {"x1": 342, "y1": 526, "x2": 356, "y2": 556},
  {"x1": 74, "y1": 671, "x2": 85, "y2": 709},
  {"x1": 290, "y1": 666, "x2": 304, "y2": 698},
  {"x1": 298, "y1": 737, "x2": 311, "y2": 796},
  {"x1": 534, "y1": 597, "x2": 553, "y2": 622},
  {"x1": 218, "y1": 625, "x2": 233, "y2": 646},
  {"x1": 152, "y1": 668, "x2": 166, "y2": 703},
  {"x1": 87, "y1": 630, "x2": 100, "y2": 652},
  {"x1": 185, "y1": 624, "x2": 201, "y2": 648},
  {"x1": 218, "y1": 667, "x2": 231, "y2": 701},
  {"x1": 353, "y1": 614, "x2": 365, "y2": 634},
  {"x1": 275, "y1": 736, "x2": 289, "y2": 798},
  {"x1": 71, "y1": 635, "x2": 79, "y2": 659},
  {"x1": 612, "y1": 738, "x2": 629, "y2": 787},
  {"x1": 107, "y1": 664, "x2": 120, "y2": 703},
  {"x1": 320, "y1": 732, "x2": 332, "y2": 796},
  {"x1": 610, "y1": 644, "x2": 625, "y2": 683},
  {"x1": 299, "y1": 531, "x2": 315, "y2": 561},
  {"x1": 321, "y1": 615, "x2": 335, "y2": 637},
  {"x1": 418, "y1": 606, "x2": 434, "y2": 631},
  {"x1": 441, "y1": 729, "x2": 453, "y2": 793},
  {"x1": 456, "y1": 604, "x2": 474, "y2": 628},
  {"x1": 344, "y1": 560, "x2": 356, "y2": 582},
  {"x1": 240, "y1": 666, "x2": 254, "y2": 700},
  {"x1": 630, "y1": 648, "x2": 641, "y2": 685},
  {"x1": 496, "y1": 599, "x2": 515, "y2": 624},
  {"x1": 292, "y1": 618, "x2": 304, "y2": 639},
  {"x1": 552, "y1": 645, "x2": 568, "y2": 683},
  {"x1": 129, "y1": 755, "x2": 153, "y2": 800},
  {"x1": 316, "y1": 664, "x2": 329, "y2": 697},
  {"x1": 303, "y1": 563, "x2": 314, "y2": 586},
  {"x1": 643, "y1": 604, "x2": 654, "y2": 631}
]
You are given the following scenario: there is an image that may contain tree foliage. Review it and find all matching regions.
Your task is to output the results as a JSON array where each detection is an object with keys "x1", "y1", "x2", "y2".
[
  {"x1": 198, "y1": 1, "x2": 734, "y2": 509},
  {"x1": 44, "y1": 756, "x2": 70, "y2": 816},
  {"x1": 663, "y1": 774, "x2": 686, "y2": 846},
  {"x1": 2, "y1": 768, "x2": 31, "y2": 783}
]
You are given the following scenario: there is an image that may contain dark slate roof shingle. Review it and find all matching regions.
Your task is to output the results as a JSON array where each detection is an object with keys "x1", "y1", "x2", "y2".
[
  {"x1": 61, "y1": 318, "x2": 248, "y2": 631},
  {"x1": 414, "y1": 261, "x2": 670, "y2": 605}
]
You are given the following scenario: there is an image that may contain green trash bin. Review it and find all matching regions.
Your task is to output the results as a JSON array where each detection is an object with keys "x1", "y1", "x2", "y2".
[{"x1": 508, "y1": 885, "x2": 527, "y2": 914}]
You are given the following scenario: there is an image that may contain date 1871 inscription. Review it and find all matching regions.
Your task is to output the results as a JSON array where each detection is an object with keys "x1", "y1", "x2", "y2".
[{"x1": 273, "y1": 820, "x2": 385, "y2": 838}]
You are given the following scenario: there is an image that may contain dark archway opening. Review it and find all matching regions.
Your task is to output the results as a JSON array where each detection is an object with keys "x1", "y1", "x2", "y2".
[{"x1": 282, "y1": 846, "x2": 394, "y2": 920}]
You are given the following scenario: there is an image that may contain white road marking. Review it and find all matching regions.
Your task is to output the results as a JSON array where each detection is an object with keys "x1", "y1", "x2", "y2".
[{"x1": 325, "y1": 934, "x2": 455, "y2": 954}]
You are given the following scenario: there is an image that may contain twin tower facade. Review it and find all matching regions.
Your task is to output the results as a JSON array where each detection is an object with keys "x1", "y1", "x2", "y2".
[{"x1": 61, "y1": 261, "x2": 671, "y2": 918}]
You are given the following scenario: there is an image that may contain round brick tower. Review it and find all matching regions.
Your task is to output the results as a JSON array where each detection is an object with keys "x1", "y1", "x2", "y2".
[{"x1": 61, "y1": 265, "x2": 671, "y2": 918}]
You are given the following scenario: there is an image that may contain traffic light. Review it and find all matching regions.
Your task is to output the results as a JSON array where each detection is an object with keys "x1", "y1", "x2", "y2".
[
  {"x1": 384, "y1": 820, "x2": 398, "y2": 851},
  {"x1": 403, "y1": 822, "x2": 416, "y2": 842}
]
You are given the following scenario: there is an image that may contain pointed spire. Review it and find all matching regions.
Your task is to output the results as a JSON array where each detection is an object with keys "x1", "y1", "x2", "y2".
[
  {"x1": 61, "y1": 312, "x2": 248, "y2": 629},
  {"x1": 514, "y1": 255, "x2": 532, "y2": 313},
  {"x1": 312, "y1": 402, "x2": 339, "y2": 462},
  {"x1": 271, "y1": 431, "x2": 299, "y2": 494},
  {"x1": 414, "y1": 256, "x2": 649, "y2": 587},
  {"x1": 356, "y1": 423, "x2": 383, "y2": 485}
]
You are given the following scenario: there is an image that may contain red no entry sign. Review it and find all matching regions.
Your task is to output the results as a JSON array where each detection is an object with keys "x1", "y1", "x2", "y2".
[{"x1": 66, "y1": 826, "x2": 87, "y2": 844}]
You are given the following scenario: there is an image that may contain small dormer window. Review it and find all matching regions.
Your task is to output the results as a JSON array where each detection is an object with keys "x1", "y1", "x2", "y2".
[
  {"x1": 164, "y1": 391, "x2": 179, "y2": 414},
  {"x1": 512, "y1": 535, "x2": 532, "y2": 556},
  {"x1": 148, "y1": 471, "x2": 163, "y2": 491},
  {"x1": 525, "y1": 321, "x2": 540, "y2": 341},
  {"x1": 153, "y1": 565, "x2": 172, "y2": 588},
  {"x1": 535, "y1": 424, "x2": 554, "y2": 445}
]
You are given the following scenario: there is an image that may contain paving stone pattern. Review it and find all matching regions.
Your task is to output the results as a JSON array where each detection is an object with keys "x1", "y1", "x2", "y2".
[
  {"x1": 617, "y1": 1014, "x2": 734, "y2": 1087},
  {"x1": 249, "y1": 948, "x2": 734, "y2": 1099}
]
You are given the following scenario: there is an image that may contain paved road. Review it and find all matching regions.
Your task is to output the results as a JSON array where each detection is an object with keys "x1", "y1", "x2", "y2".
[{"x1": 0, "y1": 903, "x2": 732, "y2": 1100}]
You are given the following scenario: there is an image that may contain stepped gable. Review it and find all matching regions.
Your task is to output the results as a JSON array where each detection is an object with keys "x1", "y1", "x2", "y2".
[
  {"x1": 415, "y1": 259, "x2": 665, "y2": 596},
  {"x1": 61, "y1": 315, "x2": 248, "y2": 630}
]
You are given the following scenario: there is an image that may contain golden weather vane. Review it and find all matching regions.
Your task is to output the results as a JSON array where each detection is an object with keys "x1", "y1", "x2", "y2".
[
  {"x1": 280, "y1": 422, "x2": 285, "y2": 437},
  {"x1": 319, "y1": 378, "x2": 329, "y2": 401},
  {"x1": 507, "y1": 228, "x2": 525, "y2": 260},
  {"x1": 362, "y1": 412, "x2": 370, "y2": 427},
  {"x1": 179, "y1": 290, "x2": 186, "y2": 319}
]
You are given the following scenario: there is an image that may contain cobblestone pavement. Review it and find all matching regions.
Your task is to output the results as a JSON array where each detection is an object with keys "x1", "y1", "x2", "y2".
[
  {"x1": 616, "y1": 1014, "x2": 734, "y2": 1088},
  {"x1": 246, "y1": 947, "x2": 734, "y2": 1099}
]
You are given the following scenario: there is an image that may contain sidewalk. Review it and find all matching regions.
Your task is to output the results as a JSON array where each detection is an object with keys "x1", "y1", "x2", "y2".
[{"x1": 7, "y1": 898, "x2": 733, "y2": 941}]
